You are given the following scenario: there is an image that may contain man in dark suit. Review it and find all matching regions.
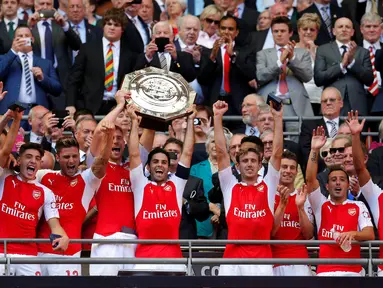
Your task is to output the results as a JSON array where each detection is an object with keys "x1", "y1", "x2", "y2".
[
  {"x1": 66, "y1": 8, "x2": 137, "y2": 115},
  {"x1": 314, "y1": 17, "x2": 374, "y2": 116},
  {"x1": 135, "y1": 20, "x2": 197, "y2": 82},
  {"x1": 28, "y1": 0, "x2": 82, "y2": 111},
  {"x1": 299, "y1": 87, "x2": 343, "y2": 170},
  {"x1": 198, "y1": 15, "x2": 256, "y2": 115},
  {"x1": 0, "y1": 25, "x2": 62, "y2": 114},
  {"x1": 152, "y1": 0, "x2": 165, "y2": 22},
  {"x1": 123, "y1": 0, "x2": 151, "y2": 53},
  {"x1": 275, "y1": 0, "x2": 299, "y2": 33},
  {"x1": 233, "y1": 0, "x2": 259, "y2": 32},
  {"x1": 298, "y1": 0, "x2": 343, "y2": 45},
  {"x1": 0, "y1": 0, "x2": 28, "y2": 54},
  {"x1": 25, "y1": 105, "x2": 52, "y2": 151}
]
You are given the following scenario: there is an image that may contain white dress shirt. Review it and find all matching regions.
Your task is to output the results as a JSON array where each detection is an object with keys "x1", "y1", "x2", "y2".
[
  {"x1": 323, "y1": 116, "x2": 340, "y2": 135},
  {"x1": 127, "y1": 14, "x2": 149, "y2": 50},
  {"x1": 262, "y1": 28, "x2": 274, "y2": 50},
  {"x1": 17, "y1": 7, "x2": 33, "y2": 20},
  {"x1": 102, "y1": 37, "x2": 120, "y2": 100},
  {"x1": 197, "y1": 31, "x2": 219, "y2": 49},
  {"x1": 287, "y1": 8, "x2": 294, "y2": 20},
  {"x1": 29, "y1": 131, "x2": 43, "y2": 144},
  {"x1": 275, "y1": 44, "x2": 291, "y2": 98},
  {"x1": 17, "y1": 51, "x2": 36, "y2": 104},
  {"x1": 245, "y1": 125, "x2": 260, "y2": 137},
  {"x1": 363, "y1": 39, "x2": 381, "y2": 86},
  {"x1": 4, "y1": 17, "x2": 19, "y2": 31}
]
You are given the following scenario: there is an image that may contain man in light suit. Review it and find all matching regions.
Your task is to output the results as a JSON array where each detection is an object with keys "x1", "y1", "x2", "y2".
[
  {"x1": 314, "y1": 17, "x2": 374, "y2": 116},
  {"x1": 0, "y1": 25, "x2": 61, "y2": 114},
  {"x1": 256, "y1": 16, "x2": 313, "y2": 138}
]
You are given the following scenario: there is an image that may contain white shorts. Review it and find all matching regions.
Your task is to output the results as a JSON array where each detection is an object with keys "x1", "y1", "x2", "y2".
[
  {"x1": 273, "y1": 265, "x2": 312, "y2": 276},
  {"x1": 90, "y1": 232, "x2": 137, "y2": 276},
  {"x1": 318, "y1": 270, "x2": 364, "y2": 277},
  {"x1": 39, "y1": 251, "x2": 81, "y2": 276},
  {"x1": 133, "y1": 264, "x2": 187, "y2": 274},
  {"x1": 219, "y1": 265, "x2": 273, "y2": 276},
  {"x1": 0, "y1": 254, "x2": 41, "y2": 276}
]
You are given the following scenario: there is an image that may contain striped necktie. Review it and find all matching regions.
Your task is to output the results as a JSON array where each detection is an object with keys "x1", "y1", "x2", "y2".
[
  {"x1": 327, "y1": 120, "x2": 337, "y2": 138},
  {"x1": 321, "y1": 6, "x2": 332, "y2": 38},
  {"x1": 104, "y1": 43, "x2": 114, "y2": 92},
  {"x1": 22, "y1": 54, "x2": 32, "y2": 96},
  {"x1": 279, "y1": 48, "x2": 288, "y2": 94},
  {"x1": 368, "y1": 46, "x2": 379, "y2": 96},
  {"x1": 159, "y1": 53, "x2": 168, "y2": 71}
]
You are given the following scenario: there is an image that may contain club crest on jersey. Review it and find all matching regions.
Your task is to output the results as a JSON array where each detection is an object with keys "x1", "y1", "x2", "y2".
[
  {"x1": 257, "y1": 184, "x2": 265, "y2": 192},
  {"x1": 32, "y1": 190, "x2": 41, "y2": 200},
  {"x1": 164, "y1": 185, "x2": 172, "y2": 192},
  {"x1": 70, "y1": 179, "x2": 78, "y2": 187},
  {"x1": 348, "y1": 208, "x2": 356, "y2": 216}
]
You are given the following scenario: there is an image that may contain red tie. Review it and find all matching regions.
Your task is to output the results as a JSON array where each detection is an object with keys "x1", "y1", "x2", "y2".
[
  {"x1": 223, "y1": 45, "x2": 231, "y2": 93},
  {"x1": 279, "y1": 48, "x2": 288, "y2": 94},
  {"x1": 368, "y1": 46, "x2": 379, "y2": 96}
]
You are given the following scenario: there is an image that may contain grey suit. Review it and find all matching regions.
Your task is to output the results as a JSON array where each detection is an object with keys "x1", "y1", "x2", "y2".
[
  {"x1": 314, "y1": 42, "x2": 374, "y2": 115},
  {"x1": 256, "y1": 47, "x2": 314, "y2": 118}
]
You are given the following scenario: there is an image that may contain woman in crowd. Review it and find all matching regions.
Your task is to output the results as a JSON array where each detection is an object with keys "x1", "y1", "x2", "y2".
[
  {"x1": 165, "y1": 0, "x2": 187, "y2": 35},
  {"x1": 295, "y1": 13, "x2": 322, "y2": 115},
  {"x1": 197, "y1": 5, "x2": 222, "y2": 49},
  {"x1": 86, "y1": 0, "x2": 101, "y2": 25},
  {"x1": 320, "y1": 138, "x2": 333, "y2": 171},
  {"x1": 190, "y1": 127, "x2": 232, "y2": 238}
]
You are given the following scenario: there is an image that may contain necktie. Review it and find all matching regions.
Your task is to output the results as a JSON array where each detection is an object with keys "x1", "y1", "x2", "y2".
[
  {"x1": 159, "y1": 53, "x2": 168, "y2": 71},
  {"x1": 22, "y1": 54, "x2": 32, "y2": 96},
  {"x1": 104, "y1": 43, "x2": 114, "y2": 92},
  {"x1": 368, "y1": 46, "x2": 379, "y2": 96},
  {"x1": 327, "y1": 120, "x2": 337, "y2": 138},
  {"x1": 23, "y1": 10, "x2": 28, "y2": 21},
  {"x1": 321, "y1": 6, "x2": 332, "y2": 38},
  {"x1": 341, "y1": 45, "x2": 347, "y2": 58},
  {"x1": 279, "y1": 48, "x2": 288, "y2": 95},
  {"x1": 43, "y1": 21, "x2": 54, "y2": 63},
  {"x1": 73, "y1": 24, "x2": 80, "y2": 37},
  {"x1": 371, "y1": 0, "x2": 378, "y2": 13},
  {"x1": 223, "y1": 45, "x2": 231, "y2": 93},
  {"x1": 8, "y1": 22, "x2": 14, "y2": 40},
  {"x1": 249, "y1": 127, "x2": 256, "y2": 136}
]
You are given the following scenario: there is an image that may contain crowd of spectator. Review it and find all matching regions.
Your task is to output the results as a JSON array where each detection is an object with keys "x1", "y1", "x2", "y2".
[{"x1": 0, "y1": 0, "x2": 383, "y2": 278}]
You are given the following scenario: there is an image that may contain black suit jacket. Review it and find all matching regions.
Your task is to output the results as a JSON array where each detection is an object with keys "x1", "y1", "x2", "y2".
[
  {"x1": 0, "y1": 19, "x2": 27, "y2": 54},
  {"x1": 24, "y1": 133, "x2": 52, "y2": 151},
  {"x1": 66, "y1": 38, "x2": 137, "y2": 114},
  {"x1": 241, "y1": 6, "x2": 259, "y2": 32},
  {"x1": 367, "y1": 146, "x2": 383, "y2": 178},
  {"x1": 152, "y1": 0, "x2": 162, "y2": 22},
  {"x1": 123, "y1": 16, "x2": 150, "y2": 54},
  {"x1": 134, "y1": 51, "x2": 197, "y2": 82},
  {"x1": 298, "y1": 3, "x2": 344, "y2": 46},
  {"x1": 376, "y1": 49, "x2": 383, "y2": 72}
]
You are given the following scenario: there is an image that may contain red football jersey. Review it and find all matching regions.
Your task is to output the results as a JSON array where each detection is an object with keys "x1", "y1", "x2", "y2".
[
  {"x1": 0, "y1": 168, "x2": 59, "y2": 255},
  {"x1": 309, "y1": 187, "x2": 372, "y2": 274},
  {"x1": 95, "y1": 162, "x2": 135, "y2": 236},
  {"x1": 272, "y1": 191, "x2": 314, "y2": 260},
  {"x1": 130, "y1": 164, "x2": 187, "y2": 258},
  {"x1": 219, "y1": 164, "x2": 280, "y2": 259},
  {"x1": 36, "y1": 168, "x2": 101, "y2": 255}
]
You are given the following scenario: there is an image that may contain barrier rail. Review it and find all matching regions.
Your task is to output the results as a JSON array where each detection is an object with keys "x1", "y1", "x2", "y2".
[{"x1": 1, "y1": 239, "x2": 382, "y2": 276}]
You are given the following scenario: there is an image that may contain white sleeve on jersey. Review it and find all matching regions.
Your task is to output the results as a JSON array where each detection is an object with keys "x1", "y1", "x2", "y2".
[
  {"x1": 354, "y1": 201, "x2": 374, "y2": 231},
  {"x1": 43, "y1": 187, "x2": 60, "y2": 221},
  {"x1": 0, "y1": 168, "x2": 15, "y2": 201},
  {"x1": 36, "y1": 169, "x2": 53, "y2": 183},
  {"x1": 308, "y1": 187, "x2": 327, "y2": 231},
  {"x1": 361, "y1": 179, "x2": 382, "y2": 226},
  {"x1": 264, "y1": 162, "x2": 280, "y2": 214},
  {"x1": 304, "y1": 198, "x2": 314, "y2": 224},
  {"x1": 81, "y1": 168, "x2": 102, "y2": 211},
  {"x1": 130, "y1": 163, "x2": 149, "y2": 217},
  {"x1": 218, "y1": 166, "x2": 238, "y2": 216},
  {"x1": 139, "y1": 144, "x2": 149, "y2": 166},
  {"x1": 169, "y1": 162, "x2": 188, "y2": 212},
  {"x1": 85, "y1": 150, "x2": 95, "y2": 168}
]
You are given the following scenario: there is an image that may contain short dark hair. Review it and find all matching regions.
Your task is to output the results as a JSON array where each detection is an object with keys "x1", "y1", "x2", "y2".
[
  {"x1": 271, "y1": 16, "x2": 293, "y2": 33},
  {"x1": 19, "y1": 142, "x2": 44, "y2": 157},
  {"x1": 282, "y1": 150, "x2": 297, "y2": 163},
  {"x1": 196, "y1": 105, "x2": 213, "y2": 122},
  {"x1": 327, "y1": 165, "x2": 349, "y2": 183},
  {"x1": 220, "y1": 15, "x2": 238, "y2": 30},
  {"x1": 103, "y1": 8, "x2": 128, "y2": 29},
  {"x1": 14, "y1": 24, "x2": 31, "y2": 35},
  {"x1": 163, "y1": 137, "x2": 184, "y2": 151},
  {"x1": 236, "y1": 147, "x2": 261, "y2": 164},
  {"x1": 241, "y1": 136, "x2": 264, "y2": 153},
  {"x1": 56, "y1": 138, "x2": 80, "y2": 155},
  {"x1": 74, "y1": 109, "x2": 95, "y2": 122},
  {"x1": 147, "y1": 147, "x2": 170, "y2": 166}
]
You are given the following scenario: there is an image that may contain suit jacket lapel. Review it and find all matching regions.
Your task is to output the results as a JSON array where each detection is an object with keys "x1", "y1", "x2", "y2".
[{"x1": 0, "y1": 22, "x2": 10, "y2": 43}]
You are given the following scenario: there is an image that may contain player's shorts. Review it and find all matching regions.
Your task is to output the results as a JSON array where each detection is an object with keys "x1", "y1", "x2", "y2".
[
  {"x1": 318, "y1": 269, "x2": 365, "y2": 277},
  {"x1": 219, "y1": 265, "x2": 273, "y2": 276},
  {"x1": 39, "y1": 251, "x2": 81, "y2": 276},
  {"x1": 90, "y1": 232, "x2": 137, "y2": 276},
  {"x1": 133, "y1": 264, "x2": 187, "y2": 274},
  {"x1": 273, "y1": 265, "x2": 313, "y2": 276},
  {"x1": 0, "y1": 254, "x2": 41, "y2": 276},
  {"x1": 378, "y1": 268, "x2": 383, "y2": 277}
]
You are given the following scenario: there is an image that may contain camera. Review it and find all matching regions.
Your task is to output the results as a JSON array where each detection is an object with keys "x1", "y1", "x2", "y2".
[{"x1": 193, "y1": 118, "x2": 201, "y2": 126}]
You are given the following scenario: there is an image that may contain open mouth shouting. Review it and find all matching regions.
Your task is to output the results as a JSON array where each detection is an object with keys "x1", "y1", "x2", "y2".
[{"x1": 26, "y1": 165, "x2": 36, "y2": 177}]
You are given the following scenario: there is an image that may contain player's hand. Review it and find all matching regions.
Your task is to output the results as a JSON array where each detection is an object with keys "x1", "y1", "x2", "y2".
[
  {"x1": 277, "y1": 185, "x2": 290, "y2": 207},
  {"x1": 336, "y1": 231, "x2": 356, "y2": 247},
  {"x1": 295, "y1": 183, "x2": 308, "y2": 209},
  {"x1": 126, "y1": 104, "x2": 139, "y2": 121},
  {"x1": 349, "y1": 176, "x2": 360, "y2": 196},
  {"x1": 52, "y1": 235, "x2": 69, "y2": 252},
  {"x1": 100, "y1": 120, "x2": 115, "y2": 134},
  {"x1": 311, "y1": 126, "x2": 327, "y2": 150},
  {"x1": 346, "y1": 110, "x2": 365, "y2": 135},
  {"x1": 213, "y1": 100, "x2": 228, "y2": 117},
  {"x1": 115, "y1": 90, "x2": 131, "y2": 106},
  {"x1": 0, "y1": 81, "x2": 7, "y2": 101},
  {"x1": 186, "y1": 104, "x2": 197, "y2": 120}
]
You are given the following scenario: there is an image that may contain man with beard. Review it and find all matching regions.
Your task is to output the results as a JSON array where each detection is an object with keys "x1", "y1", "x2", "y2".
[
  {"x1": 35, "y1": 121, "x2": 114, "y2": 276},
  {"x1": 271, "y1": 150, "x2": 314, "y2": 276},
  {"x1": 128, "y1": 103, "x2": 195, "y2": 272},
  {"x1": 306, "y1": 125, "x2": 374, "y2": 276}
]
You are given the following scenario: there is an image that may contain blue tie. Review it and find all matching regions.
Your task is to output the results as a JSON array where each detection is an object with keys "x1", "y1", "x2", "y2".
[{"x1": 43, "y1": 21, "x2": 54, "y2": 63}]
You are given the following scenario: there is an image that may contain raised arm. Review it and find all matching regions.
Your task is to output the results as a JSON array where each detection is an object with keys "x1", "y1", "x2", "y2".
[
  {"x1": 347, "y1": 110, "x2": 370, "y2": 187},
  {"x1": 305, "y1": 126, "x2": 327, "y2": 192},
  {"x1": 0, "y1": 109, "x2": 23, "y2": 168},
  {"x1": 91, "y1": 121, "x2": 114, "y2": 179},
  {"x1": 295, "y1": 184, "x2": 314, "y2": 239},
  {"x1": 127, "y1": 105, "x2": 141, "y2": 170},
  {"x1": 269, "y1": 103, "x2": 283, "y2": 171},
  {"x1": 179, "y1": 106, "x2": 196, "y2": 168},
  {"x1": 213, "y1": 101, "x2": 231, "y2": 171}
]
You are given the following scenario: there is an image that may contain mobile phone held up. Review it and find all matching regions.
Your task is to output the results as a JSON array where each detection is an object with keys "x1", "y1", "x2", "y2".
[
  {"x1": 8, "y1": 101, "x2": 27, "y2": 112},
  {"x1": 155, "y1": 37, "x2": 170, "y2": 53},
  {"x1": 266, "y1": 93, "x2": 282, "y2": 111},
  {"x1": 39, "y1": 10, "x2": 55, "y2": 19},
  {"x1": 52, "y1": 109, "x2": 69, "y2": 129}
]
